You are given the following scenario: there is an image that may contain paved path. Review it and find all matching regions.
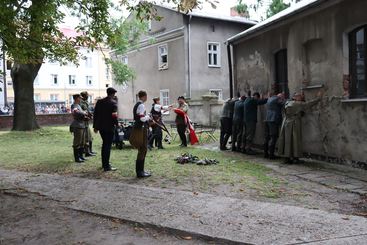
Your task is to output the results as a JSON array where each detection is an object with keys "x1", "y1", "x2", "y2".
[
  {"x1": 201, "y1": 144, "x2": 367, "y2": 195},
  {"x1": 1, "y1": 169, "x2": 366, "y2": 245}
]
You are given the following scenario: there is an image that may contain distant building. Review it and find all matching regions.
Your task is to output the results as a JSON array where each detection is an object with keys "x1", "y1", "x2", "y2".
[
  {"x1": 5, "y1": 28, "x2": 112, "y2": 114},
  {"x1": 114, "y1": 5, "x2": 256, "y2": 125},
  {"x1": 227, "y1": 0, "x2": 367, "y2": 167}
]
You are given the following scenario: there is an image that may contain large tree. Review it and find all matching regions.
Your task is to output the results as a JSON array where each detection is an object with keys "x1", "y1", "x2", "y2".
[{"x1": 0, "y1": 0, "x2": 209, "y2": 131}]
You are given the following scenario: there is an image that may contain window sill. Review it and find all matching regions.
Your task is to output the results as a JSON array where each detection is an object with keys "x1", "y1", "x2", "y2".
[
  {"x1": 341, "y1": 98, "x2": 367, "y2": 103},
  {"x1": 302, "y1": 84, "x2": 324, "y2": 90},
  {"x1": 208, "y1": 65, "x2": 221, "y2": 68}
]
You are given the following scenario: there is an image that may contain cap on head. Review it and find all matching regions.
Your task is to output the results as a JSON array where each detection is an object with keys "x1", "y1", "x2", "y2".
[
  {"x1": 153, "y1": 97, "x2": 160, "y2": 103},
  {"x1": 107, "y1": 87, "x2": 117, "y2": 96},
  {"x1": 73, "y1": 94, "x2": 81, "y2": 100},
  {"x1": 80, "y1": 91, "x2": 88, "y2": 98},
  {"x1": 177, "y1": 96, "x2": 185, "y2": 101}
]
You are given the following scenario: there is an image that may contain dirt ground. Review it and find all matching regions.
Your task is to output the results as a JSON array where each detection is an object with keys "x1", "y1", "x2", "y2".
[{"x1": 0, "y1": 191, "x2": 213, "y2": 245}]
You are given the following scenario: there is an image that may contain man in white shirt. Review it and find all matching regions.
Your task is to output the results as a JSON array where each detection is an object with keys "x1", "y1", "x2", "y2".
[
  {"x1": 149, "y1": 97, "x2": 171, "y2": 149},
  {"x1": 132, "y1": 90, "x2": 151, "y2": 178}
]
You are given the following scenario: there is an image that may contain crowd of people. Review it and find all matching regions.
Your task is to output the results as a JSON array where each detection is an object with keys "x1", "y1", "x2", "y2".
[
  {"x1": 220, "y1": 90, "x2": 322, "y2": 164},
  {"x1": 70, "y1": 88, "x2": 194, "y2": 178}
]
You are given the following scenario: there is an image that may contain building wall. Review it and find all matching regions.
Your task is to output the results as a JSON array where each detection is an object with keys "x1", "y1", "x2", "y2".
[
  {"x1": 6, "y1": 47, "x2": 112, "y2": 107},
  {"x1": 232, "y1": 0, "x2": 367, "y2": 167},
  {"x1": 190, "y1": 18, "x2": 251, "y2": 101}
]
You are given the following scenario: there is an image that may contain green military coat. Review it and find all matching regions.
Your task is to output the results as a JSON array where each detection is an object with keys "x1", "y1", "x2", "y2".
[{"x1": 277, "y1": 98, "x2": 320, "y2": 158}]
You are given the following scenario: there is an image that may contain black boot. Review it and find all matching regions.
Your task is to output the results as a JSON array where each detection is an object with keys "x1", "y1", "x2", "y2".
[
  {"x1": 89, "y1": 141, "x2": 97, "y2": 155},
  {"x1": 73, "y1": 148, "x2": 84, "y2": 163},
  {"x1": 136, "y1": 160, "x2": 151, "y2": 178},
  {"x1": 79, "y1": 148, "x2": 87, "y2": 161}
]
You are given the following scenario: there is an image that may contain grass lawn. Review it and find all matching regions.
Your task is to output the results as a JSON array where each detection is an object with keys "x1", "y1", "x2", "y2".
[{"x1": 0, "y1": 126, "x2": 286, "y2": 198}]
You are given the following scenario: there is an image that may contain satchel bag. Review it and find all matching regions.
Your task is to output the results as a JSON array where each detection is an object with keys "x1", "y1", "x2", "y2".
[{"x1": 129, "y1": 127, "x2": 143, "y2": 148}]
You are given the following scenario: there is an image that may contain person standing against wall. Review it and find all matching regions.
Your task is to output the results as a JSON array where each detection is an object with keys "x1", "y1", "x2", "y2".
[
  {"x1": 93, "y1": 87, "x2": 118, "y2": 172},
  {"x1": 264, "y1": 93, "x2": 285, "y2": 159},
  {"x1": 242, "y1": 92, "x2": 268, "y2": 154},
  {"x1": 219, "y1": 98, "x2": 235, "y2": 151},
  {"x1": 231, "y1": 95, "x2": 246, "y2": 152}
]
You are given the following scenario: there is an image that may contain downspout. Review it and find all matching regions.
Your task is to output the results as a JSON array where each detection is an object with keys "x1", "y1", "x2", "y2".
[
  {"x1": 188, "y1": 15, "x2": 192, "y2": 99},
  {"x1": 227, "y1": 43, "x2": 234, "y2": 99},
  {"x1": 2, "y1": 42, "x2": 7, "y2": 106}
]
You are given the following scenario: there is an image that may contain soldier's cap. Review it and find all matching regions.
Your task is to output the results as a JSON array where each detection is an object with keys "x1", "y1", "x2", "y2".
[
  {"x1": 73, "y1": 94, "x2": 81, "y2": 100},
  {"x1": 80, "y1": 91, "x2": 88, "y2": 97},
  {"x1": 153, "y1": 97, "x2": 160, "y2": 101},
  {"x1": 107, "y1": 87, "x2": 117, "y2": 95},
  {"x1": 177, "y1": 96, "x2": 185, "y2": 100}
]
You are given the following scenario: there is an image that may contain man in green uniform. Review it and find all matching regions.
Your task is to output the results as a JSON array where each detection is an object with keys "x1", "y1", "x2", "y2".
[
  {"x1": 277, "y1": 91, "x2": 322, "y2": 164},
  {"x1": 70, "y1": 94, "x2": 87, "y2": 163},
  {"x1": 80, "y1": 91, "x2": 96, "y2": 157}
]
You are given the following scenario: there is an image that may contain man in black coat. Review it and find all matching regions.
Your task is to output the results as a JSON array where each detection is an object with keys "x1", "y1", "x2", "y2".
[
  {"x1": 231, "y1": 95, "x2": 246, "y2": 152},
  {"x1": 93, "y1": 87, "x2": 118, "y2": 171}
]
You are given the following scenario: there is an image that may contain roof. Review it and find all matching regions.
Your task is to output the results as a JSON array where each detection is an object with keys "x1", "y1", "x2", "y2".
[
  {"x1": 156, "y1": 4, "x2": 257, "y2": 25},
  {"x1": 227, "y1": 0, "x2": 328, "y2": 43}
]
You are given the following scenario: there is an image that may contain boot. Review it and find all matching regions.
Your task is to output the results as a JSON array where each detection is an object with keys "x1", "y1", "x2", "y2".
[
  {"x1": 136, "y1": 160, "x2": 151, "y2": 178},
  {"x1": 89, "y1": 141, "x2": 97, "y2": 155},
  {"x1": 73, "y1": 148, "x2": 84, "y2": 163},
  {"x1": 79, "y1": 148, "x2": 87, "y2": 161},
  {"x1": 84, "y1": 145, "x2": 95, "y2": 157}
]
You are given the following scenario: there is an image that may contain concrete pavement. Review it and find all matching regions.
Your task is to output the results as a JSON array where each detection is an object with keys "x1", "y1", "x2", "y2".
[{"x1": 0, "y1": 169, "x2": 366, "y2": 245}]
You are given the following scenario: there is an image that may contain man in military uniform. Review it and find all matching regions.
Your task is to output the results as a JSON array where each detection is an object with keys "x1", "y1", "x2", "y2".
[
  {"x1": 80, "y1": 91, "x2": 96, "y2": 157},
  {"x1": 131, "y1": 90, "x2": 151, "y2": 178},
  {"x1": 148, "y1": 97, "x2": 171, "y2": 149},
  {"x1": 219, "y1": 98, "x2": 235, "y2": 151},
  {"x1": 231, "y1": 95, "x2": 246, "y2": 152},
  {"x1": 93, "y1": 88, "x2": 118, "y2": 172},
  {"x1": 264, "y1": 93, "x2": 285, "y2": 159},
  {"x1": 175, "y1": 96, "x2": 189, "y2": 147},
  {"x1": 70, "y1": 94, "x2": 87, "y2": 163},
  {"x1": 242, "y1": 92, "x2": 267, "y2": 154}
]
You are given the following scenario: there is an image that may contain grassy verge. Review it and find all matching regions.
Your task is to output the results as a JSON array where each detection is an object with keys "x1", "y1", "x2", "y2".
[{"x1": 0, "y1": 126, "x2": 286, "y2": 198}]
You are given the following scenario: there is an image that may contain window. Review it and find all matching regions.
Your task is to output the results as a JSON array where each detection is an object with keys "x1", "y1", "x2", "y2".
[
  {"x1": 105, "y1": 65, "x2": 110, "y2": 80},
  {"x1": 160, "y1": 89, "x2": 170, "y2": 106},
  {"x1": 208, "y1": 42, "x2": 221, "y2": 67},
  {"x1": 86, "y1": 76, "x2": 93, "y2": 86},
  {"x1": 88, "y1": 95, "x2": 93, "y2": 104},
  {"x1": 85, "y1": 57, "x2": 92, "y2": 68},
  {"x1": 51, "y1": 74, "x2": 58, "y2": 86},
  {"x1": 34, "y1": 94, "x2": 41, "y2": 101},
  {"x1": 50, "y1": 94, "x2": 59, "y2": 101},
  {"x1": 209, "y1": 89, "x2": 223, "y2": 100},
  {"x1": 121, "y1": 56, "x2": 128, "y2": 65},
  {"x1": 69, "y1": 75, "x2": 76, "y2": 85},
  {"x1": 349, "y1": 25, "x2": 367, "y2": 98},
  {"x1": 158, "y1": 44, "x2": 168, "y2": 70}
]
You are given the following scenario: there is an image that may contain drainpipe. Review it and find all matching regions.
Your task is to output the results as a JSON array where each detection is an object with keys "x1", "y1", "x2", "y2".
[
  {"x1": 2, "y1": 42, "x2": 7, "y2": 106},
  {"x1": 188, "y1": 15, "x2": 192, "y2": 99},
  {"x1": 227, "y1": 43, "x2": 233, "y2": 99}
]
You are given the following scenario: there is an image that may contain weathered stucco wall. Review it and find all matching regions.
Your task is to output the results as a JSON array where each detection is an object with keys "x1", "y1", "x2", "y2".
[{"x1": 232, "y1": 0, "x2": 367, "y2": 167}]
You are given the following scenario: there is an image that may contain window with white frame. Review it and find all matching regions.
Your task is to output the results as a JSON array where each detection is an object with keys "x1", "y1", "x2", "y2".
[
  {"x1": 51, "y1": 74, "x2": 58, "y2": 86},
  {"x1": 88, "y1": 95, "x2": 93, "y2": 104},
  {"x1": 50, "y1": 94, "x2": 59, "y2": 101},
  {"x1": 209, "y1": 89, "x2": 223, "y2": 100},
  {"x1": 121, "y1": 56, "x2": 128, "y2": 65},
  {"x1": 69, "y1": 75, "x2": 76, "y2": 85},
  {"x1": 34, "y1": 94, "x2": 41, "y2": 101},
  {"x1": 207, "y1": 42, "x2": 221, "y2": 67},
  {"x1": 160, "y1": 89, "x2": 170, "y2": 106},
  {"x1": 86, "y1": 76, "x2": 93, "y2": 86},
  {"x1": 105, "y1": 65, "x2": 110, "y2": 80},
  {"x1": 85, "y1": 57, "x2": 92, "y2": 68},
  {"x1": 158, "y1": 44, "x2": 168, "y2": 70}
]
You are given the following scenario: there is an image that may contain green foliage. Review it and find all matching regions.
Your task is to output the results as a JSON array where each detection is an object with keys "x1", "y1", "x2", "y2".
[
  {"x1": 236, "y1": 0, "x2": 248, "y2": 15},
  {"x1": 266, "y1": 0, "x2": 291, "y2": 18}
]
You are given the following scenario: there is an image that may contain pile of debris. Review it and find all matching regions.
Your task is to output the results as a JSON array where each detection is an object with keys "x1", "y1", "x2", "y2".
[{"x1": 174, "y1": 153, "x2": 219, "y2": 166}]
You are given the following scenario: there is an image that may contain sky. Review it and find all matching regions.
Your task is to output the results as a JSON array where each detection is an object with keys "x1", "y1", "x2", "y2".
[{"x1": 62, "y1": 0, "x2": 295, "y2": 28}]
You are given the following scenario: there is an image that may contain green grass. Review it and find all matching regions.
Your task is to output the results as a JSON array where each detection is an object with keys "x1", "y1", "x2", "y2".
[{"x1": 0, "y1": 126, "x2": 285, "y2": 198}]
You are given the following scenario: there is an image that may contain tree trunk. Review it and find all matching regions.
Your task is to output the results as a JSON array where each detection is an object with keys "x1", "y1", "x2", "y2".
[{"x1": 11, "y1": 63, "x2": 42, "y2": 131}]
